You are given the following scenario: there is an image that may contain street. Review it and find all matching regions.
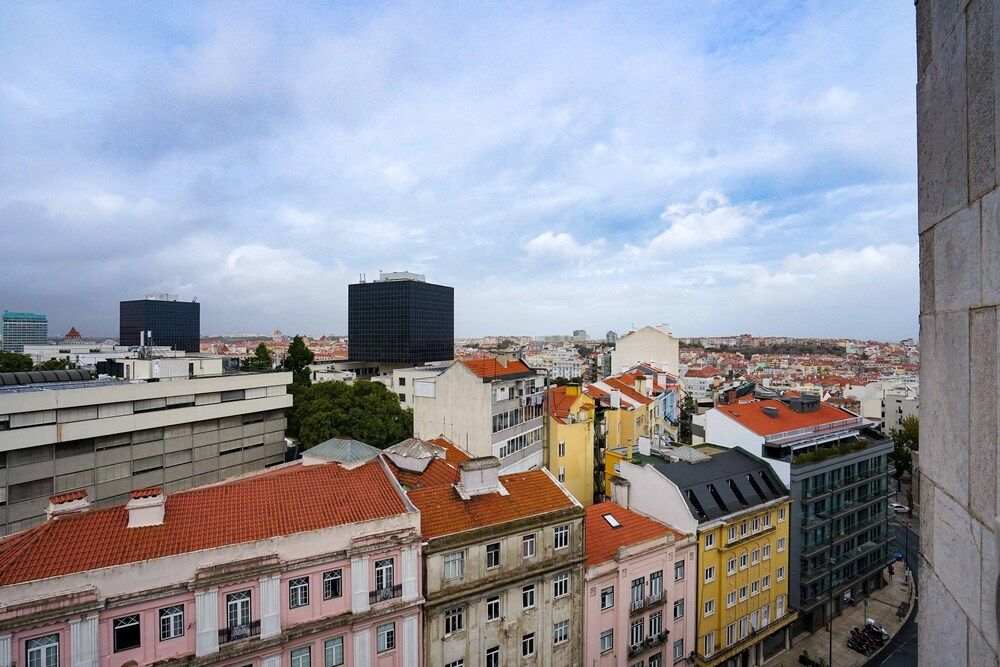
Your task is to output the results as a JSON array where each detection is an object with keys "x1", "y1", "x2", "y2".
[{"x1": 866, "y1": 515, "x2": 919, "y2": 666}]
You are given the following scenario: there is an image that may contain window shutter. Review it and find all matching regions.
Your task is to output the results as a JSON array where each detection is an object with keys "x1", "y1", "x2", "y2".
[
  {"x1": 402, "y1": 546, "x2": 418, "y2": 600},
  {"x1": 195, "y1": 588, "x2": 219, "y2": 656},
  {"x1": 70, "y1": 615, "x2": 98, "y2": 667},
  {"x1": 260, "y1": 575, "x2": 281, "y2": 639},
  {"x1": 351, "y1": 556, "x2": 370, "y2": 613}
]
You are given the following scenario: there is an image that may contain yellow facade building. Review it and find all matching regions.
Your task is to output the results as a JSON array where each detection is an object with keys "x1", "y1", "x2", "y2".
[{"x1": 546, "y1": 385, "x2": 596, "y2": 505}]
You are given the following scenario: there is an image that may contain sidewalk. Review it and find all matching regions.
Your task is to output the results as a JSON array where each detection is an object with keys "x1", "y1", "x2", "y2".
[{"x1": 768, "y1": 566, "x2": 914, "y2": 667}]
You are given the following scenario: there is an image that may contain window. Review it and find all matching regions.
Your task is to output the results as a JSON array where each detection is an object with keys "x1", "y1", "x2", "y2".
[
  {"x1": 159, "y1": 605, "x2": 184, "y2": 641},
  {"x1": 704, "y1": 565, "x2": 715, "y2": 583},
  {"x1": 323, "y1": 570, "x2": 343, "y2": 600},
  {"x1": 649, "y1": 611, "x2": 662, "y2": 636},
  {"x1": 762, "y1": 604, "x2": 771, "y2": 627},
  {"x1": 762, "y1": 575, "x2": 771, "y2": 590},
  {"x1": 650, "y1": 653, "x2": 662, "y2": 667},
  {"x1": 726, "y1": 623, "x2": 736, "y2": 646},
  {"x1": 376, "y1": 622, "x2": 395, "y2": 653},
  {"x1": 522, "y1": 584, "x2": 536, "y2": 609},
  {"x1": 444, "y1": 551, "x2": 465, "y2": 580},
  {"x1": 113, "y1": 614, "x2": 141, "y2": 652},
  {"x1": 487, "y1": 595, "x2": 501, "y2": 620},
  {"x1": 727, "y1": 526, "x2": 737, "y2": 542},
  {"x1": 325, "y1": 637, "x2": 344, "y2": 666},
  {"x1": 558, "y1": 440, "x2": 566, "y2": 456},
  {"x1": 554, "y1": 571, "x2": 570, "y2": 598},
  {"x1": 650, "y1": 570, "x2": 663, "y2": 597},
  {"x1": 522, "y1": 534, "x2": 536, "y2": 558},
  {"x1": 739, "y1": 554, "x2": 748, "y2": 570},
  {"x1": 778, "y1": 507, "x2": 786, "y2": 522},
  {"x1": 289, "y1": 577, "x2": 310, "y2": 608},
  {"x1": 727, "y1": 557, "x2": 737, "y2": 575},
  {"x1": 739, "y1": 586, "x2": 748, "y2": 601},
  {"x1": 600, "y1": 629, "x2": 614, "y2": 653},
  {"x1": 600, "y1": 585, "x2": 616, "y2": 611},
  {"x1": 704, "y1": 533, "x2": 715, "y2": 549},
  {"x1": 26, "y1": 635, "x2": 59, "y2": 667},
  {"x1": 558, "y1": 467, "x2": 565, "y2": 482},
  {"x1": 630, "y1": 619, "x2": 644, "y2": 647},
  {"x1": 777, "y1": 537, "x2": 786, "y2": 552},
  {"x1": 554, "y1": 524, "x2": 570, "y2": 549},
  {"x1": 398, "y1": 393, "x2": 406, "y2": 402},
  {"x1": 486, "y1": 542, "x2": 501, "y2": 568},
  {"x1": 777, "y1": 566, "x2": 786, "y2": 581},
  {"x1": 445, "y1": 661, "x2": 464, "y2": 667},
  {"x1": 631, "y1": 577, "x2": 645, "y2": 604},
  {"x1": 752, "y1": 580, "x2": 761, "y2": 596},
  {"x1": 444, "y1": 606, "x2": 464, "y2": 634},
  {"x1": 673, "y1": 639, "x2": 684, "y2": 661},
  {"x1": 751, "y1": 548, "x2": 760, "y2": 565},
  {"x1": 486, "y1": 646, "x2": 500, "y2": 667},
  {"x1": 777, "y1": 595, "x2": 786, "y2": 617},
  {"x1": 553, "y1": 619, "x2": 569, "y2": 645},
  {"x1": 522, "y1": 633, "x2": 535, "y2": 657},
  {"x1": 375, "y1": 559, "x2": 394, "y2": 591},
  {"x1": 227, "y1": 590, "x2": 251, "y2": 629},
  {"x1": 291, "y1": 646, "x2": 311, "y2": 667},
  {"x1": 763, "y1": 512, "x2": 772, "y2": 528},
  {"x1": 704, "y1": 598, "x2": 715, "y2": 616},
  {"x1": 704, "y1": 632, "x2": 715, "y2": 657},
  {"x1": 727, "y1": 591, "x2": 736, "y2": 607},
  {"x1": 673, "y1": 599, "x2": 685, "y2": 620},
  {"x1": 739, "y1": 617, "x2": 749, "y2": 640},
  {"x1": 751, "y1": 517, "x2": 760, "y2": 533},
  {"x1": 740, "y1": 521, "x2": 748, "y2": 537},
  {"x1": 763, "y1": 544, "x2": 771, "y2": 560},
  {"x1": 674, "y1": 560, "x2": 685, "y2": 581}
]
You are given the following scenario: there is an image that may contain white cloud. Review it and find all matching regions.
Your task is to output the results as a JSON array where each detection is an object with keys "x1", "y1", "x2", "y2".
[{"x1": 525, "y1": 231, "x2": 604, "y2": 259}]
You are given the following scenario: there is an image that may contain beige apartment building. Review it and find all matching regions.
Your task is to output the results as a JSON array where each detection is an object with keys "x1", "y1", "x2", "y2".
[{"x1": 0, "y1": 358, "x2": 292, "y2": 535}]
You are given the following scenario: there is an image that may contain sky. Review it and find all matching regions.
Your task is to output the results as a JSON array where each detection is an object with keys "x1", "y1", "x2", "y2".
[{"x1": 0, "y1": 1, "x2": 918, "y2": 340}]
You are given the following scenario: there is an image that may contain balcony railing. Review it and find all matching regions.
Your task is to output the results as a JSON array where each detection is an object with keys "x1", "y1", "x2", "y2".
[
  {"x1": 369, "y1": 584, "x2": 403, "y2": 604},
  {"x1": 801, "y1": 463, "x2": 892, "y2": 498},
  {"x1": 219, "y1": 619, "x2": 260, "y2": 644},
  {"x1": 649, "y1": 591, "x2": 663, "y2": 605},
  {"x1": 630, "y1": 598, "x2": 646, "y2": 615}
]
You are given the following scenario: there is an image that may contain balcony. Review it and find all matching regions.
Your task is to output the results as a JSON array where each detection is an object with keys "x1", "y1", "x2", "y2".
[
  {"x1": 628, "y1": 635, "x2": 666, "y2": 659},
  {"x1": 630, "y1": 597, "x2": 646, "y2": 615},
  {"x1": 219, "y1": 619, "x2": 260, "y2": 644},
  {"x1": 369, "y1": 584, "x2": 403, "y2": 604},
  {"x1": 649, "y1": 591, "x2": 663, "y2": 605},
  {"x1": 800, "y1": 462, "x2": 893, "y2": 498}
]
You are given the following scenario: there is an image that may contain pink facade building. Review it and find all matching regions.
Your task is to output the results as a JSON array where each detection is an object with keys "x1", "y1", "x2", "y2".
[
  {"x1": 0, "y1": 458, "x2": 423, "y2": 667},
  {"x1": 584, "y1": 502, "x2": 696, "y2": 667}
]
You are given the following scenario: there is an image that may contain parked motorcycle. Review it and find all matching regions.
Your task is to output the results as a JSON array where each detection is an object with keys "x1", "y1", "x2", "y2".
[{"x1": 866, "y1": 618, "x2": 890, "y2": 642}]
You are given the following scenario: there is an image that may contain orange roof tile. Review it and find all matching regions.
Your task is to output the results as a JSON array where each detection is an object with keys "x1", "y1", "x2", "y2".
[
  {"x1": 585, "y1": 502, "x2": 685, "y2": 567},
  {"x1": 407, "y1": 470, "x2": 578, "y2": 539},
  {"x1": 684, "y1": 366, "x2": 723, "y2": 378},
  {"x1": 602, "y1": 377, "x2": 653, "y2": 406},
  {"x1": 0, "y1": 460, "x2": 409, "y2": 586},
  {"x1": 715, "y1": 399, "x2": 859, "y2": 437},
  {"x1": 427, "y1": 437, "x2": 471, "y2": 463},
  {"x1": 547, "y1": 386, "x2": 583, "y2": 422},
  {"x1": 49, "y1": 490, "x2": 87, "y2": 505},
  {"x1": 386, "y1": 457, "x2": 461, "y2": 490},
  {"x1": 461, "y1": 358, "x2": 534, "y2": 379}
]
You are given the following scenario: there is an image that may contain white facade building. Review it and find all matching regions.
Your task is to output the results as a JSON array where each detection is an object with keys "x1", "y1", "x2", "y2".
[{"x1": 610, "y1": 325, "x2": 680, "y2": 377}]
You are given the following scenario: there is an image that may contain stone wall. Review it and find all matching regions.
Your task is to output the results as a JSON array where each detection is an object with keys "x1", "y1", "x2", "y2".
[{"x1": 917, "y1": 0, "x2": 1000, "y2": 664}]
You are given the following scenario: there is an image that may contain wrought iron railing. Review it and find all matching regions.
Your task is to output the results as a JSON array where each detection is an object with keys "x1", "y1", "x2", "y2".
[
  {"x1": 219, "y1": 619, "x2": 260, "y2": 644},
  {"x1": 369, "y1": 584, "x2": 403, "y2": 604}
]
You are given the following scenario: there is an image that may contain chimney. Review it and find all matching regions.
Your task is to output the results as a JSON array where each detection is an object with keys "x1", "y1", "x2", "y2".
[
  {"x1": 46, "y1": 490, "x2": 91, "y2": 520},
  {"x1": 495, "y1": 353, "x2": 512, "y2": 368},
  {"x1": 126, "y1": 487, "x2": 166, "y2": 528},
  {"x1": 609, "y1": 389, "x2": 622, "y2": 409},
  {"x1": 455, "y1": 457, "x2": 508, "y2": 499},
  {"x1": 762, "y1": 406, "x2": 779, "y2": 419},
  {"x1": 634, "y1": 375, "x2": 648, "y2": 396}
]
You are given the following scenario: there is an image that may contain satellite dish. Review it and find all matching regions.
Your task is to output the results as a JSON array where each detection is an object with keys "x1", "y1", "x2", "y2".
[{"x1": 192, "y1": 296, "x2": 198, "y2": 302}]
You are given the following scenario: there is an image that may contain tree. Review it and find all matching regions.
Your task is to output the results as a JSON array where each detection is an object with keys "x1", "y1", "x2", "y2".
[
  {"x1": 35, "y1": 358, "x2": 72, "y2": 371},
  {"x1": 888, "y1": 415, "x2": 918, "y2": 480},
  {"x1": 289, "y1": 379, "x2": 414, "y2": 449},
  {"x1": 497, "y1": 339, "x2": 517, "y2": 350},
  {"x1": 242, "y1": 343, "x2": 274, "y2": 372},
  {"x1": 283, "y1": 335, "x2": 315, "y2": 387},
  {"x1": 0, "y1": 351, "x2": 32, "y2": 372},
  {"x1": 554, "y1": 376, "x2": 569, "y2": 386},
  {"x1": 678, "y1": 394, "x2": 697, "y2": 445}
]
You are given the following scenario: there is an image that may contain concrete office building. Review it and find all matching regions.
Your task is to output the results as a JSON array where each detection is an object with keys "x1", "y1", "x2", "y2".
[
  {"x1": 0, "y1": 358, "x2": 291, "y2": 535},
  {"x1": 706, "y1": 395, "x2": 894, "y2": 632},
  {"x1": 348, "y1": 272, "x2": 454, "y2": 367},
  {"x1": 2, "y1": 311, "x2": 47, "y2": 353},
  {"x1": 23, "y1": 343, "x2": 183, "y2": 369},
  {"x1": 120, "y1": 294, "x2": 201, "y2": 353}
]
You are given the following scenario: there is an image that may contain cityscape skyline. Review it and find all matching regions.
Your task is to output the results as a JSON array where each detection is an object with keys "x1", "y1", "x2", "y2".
[{"x1": 0, "y1": 2, "x2": 918, "y2": 340}]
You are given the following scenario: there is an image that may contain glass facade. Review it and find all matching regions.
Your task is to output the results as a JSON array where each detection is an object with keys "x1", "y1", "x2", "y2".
[
  {"x1": 348, "y1": 278, "x2": 454, "y2": 364},
  {"x1": 120, "y1": 299, "x2": 200, "y2": 353},
  {"x1": 1, "y1": 310, "x2": 47, "y2": 352}
]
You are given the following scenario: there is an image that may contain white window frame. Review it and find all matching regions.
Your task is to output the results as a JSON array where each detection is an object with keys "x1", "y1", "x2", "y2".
[
  {"x1": 325, "y1": 636, "x2": 345, "y2": 666},
  {"x1": 778, "y1": 507, "x2": 786, "y2": 522},
  {"x1": 763, "y1": 543, "x2": 771, "y2": 560},
  {"x1": 763, "y1": 575, "x2": 771, "y2": 590},
  {"x1": 704, "y1": 631, "x2": 715, "y2": 657},
  {"x1": 485, "y1": 541, "x2": 501, "y2": 569},
  {"x1": 777, "y1": 566, "x2": 785, "y2": 581},
  {"x1": 674, "y1": 559, "x2": 685, "y2": 581},
  {"x1": 739, "y1": 586, "x2": 748, "y2": 601},
  {"x1": 777, "y1": 537, "x2": 786, "y2": 552},
  {"x1": 751, "y1": 580, "x2": 760, "y2": 596},
  {"x1": 375, "y1": 559, "x2": 395, "y2": 591},
  {"x1": 704, "y1": 532, "x2": 716, "y2": 549},
  {"x1": 486, "y1": 595, "x2": 501, "y2": 621},
  {"x1": 323, "y1": 569, "x2": 343, "y2": 600},
  {"x1": 522, "y1": 584, "x2": 536, "y2": 609},
  {"x1": 673, "y1": 599, "x2": 685, "y2": 620},
  {"x1": 291, "y1": 646, "x2": 311, "y2": 667},
  {"x1": 159, "y1": 605, "x2": 184, "y2": 641},
  {"x1": 727, "y1": 591, "x2": 736, "y2": 608},
  {"x1": 522, "y1": 534, "x2": 536, "y2": 559},
  {"x1": 26, "y1": 634, "x2": 59, "y2": 667},
  {"x1": 704, "y1": 598, "x2": 715, "y2": 617},
  {"x1": 630, "y1": 619, "x2": 644, "y2": 648},
  {"x1": 553, "y1": 619, "x2": 569, "y2": 645},
  {"x1": 673, "y1": 639, "x2": 684, "y2": 660},
  {"x1": 727, "y1": 557, "x2": 736, "y2": 575},
  {"x1": 739, "y1": 553, "x2": 748, "y2": 570},
  {"x1": 443, "y1": 551, "x2": 465, "y2": 581},
  {"x1": 289, "y1": 576, "x2": 310, "y2": 608},
  {"x1": 444, "y1": 606, "x2": 464, "y2": 635},
  {"x1": 704, "y1": 565, "x2": 715, "y2": 583},
  {"x1": 554, "y1": 524, "x2": 570, "y2": 550},
  {"x1": 727, "y1": 526, "x2": 737, "y2": 542},
  {"x1": 751, "y1": 548, "x2": 760, "y2": 565},
  {"x1": 601, "y1": 586, "x2": 614, "y2": 610},
  {"x1": 376, "y1": 621, "x2": 395, "y2": 653},
  {"x1": 763, "y1": 512, "x2": 772, "y2": 528},
  {"x1": 600, "y1": 629, "x2": 614, "y2": 653},
  {"x1": 553, "y1": 571, "x2": 570, "y2": 598},
  {"x1": 227, "y1": 590, "x2": 251, "y2": 629},
  {"x1": 522, "y1": 632, "x2": 535, "y2": 657}
]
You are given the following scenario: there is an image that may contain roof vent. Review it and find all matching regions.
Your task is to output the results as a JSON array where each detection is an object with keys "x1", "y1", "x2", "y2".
[
  {"x1": 455, "y1": 457, "x2": 508, "y2": 499},
  {"x1": 762, "y1": 406, "x2": 779, "y2": 419},
  {"x1": 46, "y1": 489, "x2": 90, "y2": 520},
  {"x1": 126, "y1": 487, "x2": 165, "y2": 528}
]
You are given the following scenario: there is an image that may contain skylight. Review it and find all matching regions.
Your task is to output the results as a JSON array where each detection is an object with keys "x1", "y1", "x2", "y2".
[{"x1": 603, "y1": 513, "x2": 621, "y2": 528}]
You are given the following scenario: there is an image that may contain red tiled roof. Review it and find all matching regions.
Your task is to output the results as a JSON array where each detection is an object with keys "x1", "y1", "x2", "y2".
[
  {"x1": 602, "y1": 377, "x2": 653, "y2": 406},
  {"x1": 427, "y1": 437, "x2": 471, "y2": 463},
  {"x1": 130, "y1": 487, "x2": 162, "y2": 499},
  {"x1": 547, "y1": 386, "x2": 588, "y2": 422},
  {"x1": 407, "y1": 470, "x2": 577, "y2": 539},
  {"x1": 386, "y1": 457, "x2": 461, "y2": 490},
  {"x1": 49, "y1": 490, "x2": 87, "y2": 505},
  {"x1": 585, "y1": 502, "x2": 684, "y2": 567},
  {"x1": 714, "y1": 399, "x2": 859, "y2": 437},
  {"x1": 684, "y1": 366, "x2": 723, "y2": 378},
  {"x1": 0, "y1": 460, "x2": 409, "y2": 586},
  {"x1": 64, "y1": 327, "x2": 81, "y2": 339},
  {"x1": 461, "y1": 358, "x2": 533, "y2": 379}
]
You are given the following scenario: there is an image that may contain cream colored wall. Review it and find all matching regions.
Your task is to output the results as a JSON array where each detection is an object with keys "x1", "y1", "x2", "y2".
[
  {"x1": 610, "y1": 327, "x2": 680, "y2": 376},
  {"x1": 411, "y1": 364, "x2": 492, "y2": 456}
]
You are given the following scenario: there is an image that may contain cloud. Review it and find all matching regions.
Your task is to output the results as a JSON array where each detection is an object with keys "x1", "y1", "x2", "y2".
[
  {"x1": 525, "y1": 231, "x2": 604, "y2": 259},
  {"x1": 646, "y1": 191, "x2": 767, "y2": 253}
]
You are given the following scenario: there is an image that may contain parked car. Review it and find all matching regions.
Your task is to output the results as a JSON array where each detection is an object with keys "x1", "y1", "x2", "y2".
[
  {"x1": 891, "y1": 549, "x2": 904, "y2": 561},
  {"x1": 890, "y1": 502, "x2": 909, "y2": 514}
]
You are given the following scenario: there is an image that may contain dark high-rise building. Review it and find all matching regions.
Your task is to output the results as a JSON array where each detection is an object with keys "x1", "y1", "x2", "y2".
[
  {"x1": 348, "y1": 271, "x2": 454, "y2": 365},
  {"x1": 120, "y1": 295, "x2": 200, "y2": 353}
]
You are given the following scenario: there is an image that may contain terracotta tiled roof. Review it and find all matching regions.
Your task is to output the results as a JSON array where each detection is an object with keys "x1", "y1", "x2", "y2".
[
  {"x1": 714, "y1": 399, "x2": 859, "y2": 437},
  {"x1": 130, "y1": 487, "x2": 162, "y2": 499},
  {"x1": 684, "y1": 366, "x2": 723, "y2": 378},
  {"x1": 0, "y1": 460, "x2": 409, "y2": 586},
  {"x1": 407, "y1": 470, "x2": 578, "y2": 539},
  {"x1": 427, "y1": 437, "x2": 471, "y2": 463},
  {"x1": 461, "y1": 358, "x2": 534, "y2": 379},
  {"x1": 387, "y1": 457, "x2": 460, "y2": 490},
  {"x1": 602, "y1": 378, "x2": 653, "y2": 406},
  {"x1": 585, "y1": 502, "x2": 685, "y2": 567},
  {"x1": 49, "y1": 490, "x2": 87, "y2": 505},
  {"x1": 547, "y1": 386, "x2": 585, "y2": 423}
]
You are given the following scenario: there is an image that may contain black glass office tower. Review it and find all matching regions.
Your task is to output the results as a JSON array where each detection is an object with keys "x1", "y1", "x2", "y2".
[
  {"x1": 348, "y1": 273, "x2": 454, "y2": 364},
  {"x1": 120, "y1": 298, "x2": 200, "y2": 353}
]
